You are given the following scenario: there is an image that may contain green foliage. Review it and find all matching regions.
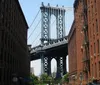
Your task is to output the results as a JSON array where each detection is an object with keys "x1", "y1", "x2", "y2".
[
  {"x1": 40, "y1": 73, "x2": 48, "y2": 81},
  {"x1": 62, "y1": 73, "x2": 69, "y2": 83},
  {"x1": 30, "y1": 73, "x2": 39, "y2": 84},
  {"x1": 40, "y1": 73, "x2": 52, "y2": 84},
  {"x1": 29, "y1": 73, "x2": 69, "y2": 85}
]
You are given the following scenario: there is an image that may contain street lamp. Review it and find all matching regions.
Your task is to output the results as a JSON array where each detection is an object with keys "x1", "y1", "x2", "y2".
[{"x1": 12, "y1": 74, "x2": 18, "y2": 85}]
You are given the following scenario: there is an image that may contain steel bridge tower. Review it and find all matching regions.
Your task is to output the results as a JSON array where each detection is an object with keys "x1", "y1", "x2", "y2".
[
  {"x1": 40, "y1": 2, "x2": 66, "y2": 77},
  {"x1": 40, "y1": 2, "x2": 66, "y2": 44}
]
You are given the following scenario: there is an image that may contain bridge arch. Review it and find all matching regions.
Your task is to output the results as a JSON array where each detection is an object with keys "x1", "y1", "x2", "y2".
[
  {"x1": 50, "y1": 15, "x2": 57, "y2": 39},
  {"x1": 51, "y1": 58, "x2": 57, "y2": 74}
]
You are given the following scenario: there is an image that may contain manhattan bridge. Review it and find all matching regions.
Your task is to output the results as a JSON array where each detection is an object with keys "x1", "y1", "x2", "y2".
[{"x1": 29, "y1": 2, "x2": 72, "y2": 78}]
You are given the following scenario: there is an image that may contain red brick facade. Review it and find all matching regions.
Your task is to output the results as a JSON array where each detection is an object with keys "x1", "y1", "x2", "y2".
[
  {"x1": 88, "y1": 0, "x2": 100, "y2": 81},
  {"x1": 68, "y1": 0, "x2": 86, "y2": 84},
  {"x1": 68, "y1": 21, "x2": 77, "y2": 84},
  {"x1": 68, "y1": 0, "x2": 100, "y2": 84},
  {"x1": 68, "y1": 0, "x2": 100, "y2": 85}
]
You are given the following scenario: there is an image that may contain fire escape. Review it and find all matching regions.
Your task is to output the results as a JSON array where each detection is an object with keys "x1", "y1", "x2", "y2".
[{"x1": 82, "y1": 0, "x2": 90, "y2": 78}]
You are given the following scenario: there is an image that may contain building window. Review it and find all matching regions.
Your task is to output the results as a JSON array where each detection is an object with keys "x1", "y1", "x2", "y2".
[
  {"x1": 90, "y1": 25, "x2": 91, "y2": 38},
  {"x1": 91, "y1": 45, "x2": 93, "y2": 56},
  {"x1": 92, "y1": 64, "x2": 94, "y2": 77},
  {"x1": 1, "y1": 31, "x2": 4, "y2": 41},
  {"x1": 95, "y1": 63, "x2": 97, "y2": 78},
  {"x1": 93, "y1": 24, "x2": 95, "y2": 35},
  {"x1": 0, "y1": 48, "x2": 3, "y2": 61},
  {"x1": 94, "y1": 43, "x2": 96, "y2": 56},
  {"x1": 0, "y1": 68, "x2": 2, "y2": 81},
  {"x1": 88, "y1": 0, "x2": 90, "y2": 4},
  {"x1": 99, "y1": 62, "x2": 100, "y2": 77},
  {"x1": 1, "y1": 0, "x2": 4, "y2": 3},
  {"x1": 96, "y1": 19, "x2": 98, "y2": 32},
  {"x1": 88, "y1": 10, "x2": 90, "y2": 22},
  {"x1": 91, "y1": 5, "x2": 93, "y2": 18},
  {"x1": 94, "y1": 0, "x2": 97, "y2": 12},
  {"x1": 97, "y1": 40, "x2": 99, "y2": 55}
]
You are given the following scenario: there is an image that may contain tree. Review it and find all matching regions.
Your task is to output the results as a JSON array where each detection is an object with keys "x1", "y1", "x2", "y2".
[
  {"x1": 62, "y1": 73, "x2": 69, "y2": 84},
  {"x1": 40, "y1": 73, "x2": 52, "y2": 84},
  {"x1": 30, "y1": 73, "x2": 39, "y2": 85}
]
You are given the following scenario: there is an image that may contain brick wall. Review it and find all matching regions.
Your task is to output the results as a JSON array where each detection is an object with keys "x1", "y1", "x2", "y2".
[
  {"x1": 68, "y1": 0, "x2": 100, "y2": 84},
  {"x1": 68, "y1": 21, "x2": 77, "y2": 84},
  {"x1": 88, "y1": 0, "x2": 100, "y2": 81}
]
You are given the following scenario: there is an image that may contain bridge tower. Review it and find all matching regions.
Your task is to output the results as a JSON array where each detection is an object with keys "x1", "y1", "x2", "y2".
[
  {"x1": 40, "y1": 2, "x2": 66, "y2": 77},
  {"x1": 40, "y1": 2, "x2": 66, "y2": 44}
]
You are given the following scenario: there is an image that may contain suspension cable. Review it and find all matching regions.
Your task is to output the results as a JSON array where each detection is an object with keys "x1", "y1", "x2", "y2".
[
  {"x1": 31, "y1": 32, "x2": 41, "y2": 46},
  {"x1": 29, "y1": 9, "x2": 40, "y2": 29},
  {"x1": 34, "y1": 40, "x2": 40, "y2": 47},
  {"x1": 28, "y1": 19, "x2": 41, "y2": 40}
]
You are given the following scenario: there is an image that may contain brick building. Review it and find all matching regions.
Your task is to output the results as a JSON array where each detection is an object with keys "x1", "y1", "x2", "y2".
[
  {"x1": 68, "y1": 0, "x2": 87, "y2": 84},
  {"x1": 88, "y1": 0, "x2": 100, "y2": 82},
  {"x1": 68, "y1": 21, "x2": 77, "y2": 84},
  {"x1": 68, "y1": 0, "x2": 100, "y2": 84},
  {"x1": 0, "y1": 0, "x2": 30, "y2": 85}
]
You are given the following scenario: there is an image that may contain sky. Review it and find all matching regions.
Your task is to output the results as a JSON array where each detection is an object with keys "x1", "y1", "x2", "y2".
[{"x1": 19, "y1": 0, "x2": 74, "y2": 76}]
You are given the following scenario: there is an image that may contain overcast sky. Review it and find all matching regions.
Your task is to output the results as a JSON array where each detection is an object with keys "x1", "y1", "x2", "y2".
[{"x1": 19, "y1": 0, "x2": 74, "y2": 76}]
